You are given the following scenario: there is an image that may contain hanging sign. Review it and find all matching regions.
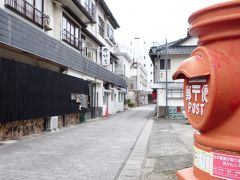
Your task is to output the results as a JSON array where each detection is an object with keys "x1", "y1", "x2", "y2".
[{"x1": 102, "y1": 47, "x2": 110, "y2": 66}]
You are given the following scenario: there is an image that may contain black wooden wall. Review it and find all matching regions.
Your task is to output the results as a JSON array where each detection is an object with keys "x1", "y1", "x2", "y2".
[{"x1": 0, "y1": 58, "x2": 89, "y2": 123}]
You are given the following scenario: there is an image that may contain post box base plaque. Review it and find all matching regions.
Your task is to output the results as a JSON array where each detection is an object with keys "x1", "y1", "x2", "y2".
[{"x1": 177, "y1": 144, "x2": 240, "y2": 180}]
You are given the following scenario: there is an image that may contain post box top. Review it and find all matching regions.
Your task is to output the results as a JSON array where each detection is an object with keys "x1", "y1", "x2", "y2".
[
  {"x1": 188, "y1": 1, "x2": 240, "y2": 23},
  {"x1": 188, "y1": 1, "x2": 240, "y2": 45}
]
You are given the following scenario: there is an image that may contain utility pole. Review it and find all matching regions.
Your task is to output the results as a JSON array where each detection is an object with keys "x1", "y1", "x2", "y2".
[{"x1": 165, "y1": 38, "x2": 168, "y2": 117}]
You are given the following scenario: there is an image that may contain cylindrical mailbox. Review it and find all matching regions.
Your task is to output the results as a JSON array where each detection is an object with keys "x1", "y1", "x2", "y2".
[{"x1": 173, "y1": 1, "x2": 240, "y2": 179}]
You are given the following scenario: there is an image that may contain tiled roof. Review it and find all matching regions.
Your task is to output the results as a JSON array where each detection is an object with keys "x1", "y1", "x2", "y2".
[
  {"x1": 156, "y1": 46, "x2": 197, "y2": 55},
  {"x1": 149, "y1": 36, "x2": 197, "y2": 56}
]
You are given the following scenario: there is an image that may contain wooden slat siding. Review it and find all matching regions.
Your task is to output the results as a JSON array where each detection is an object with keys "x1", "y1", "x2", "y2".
[{"x1": 0, "y1": 58, "x2": 89, "y2": 123}]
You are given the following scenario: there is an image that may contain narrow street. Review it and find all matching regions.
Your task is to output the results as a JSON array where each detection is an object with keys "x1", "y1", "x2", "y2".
[{"x1": 0, "y1": 105, "x2": 155, "y2": 180}]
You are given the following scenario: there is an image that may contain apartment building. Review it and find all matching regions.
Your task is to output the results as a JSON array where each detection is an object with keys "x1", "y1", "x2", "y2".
[{"x1": 0, "y1": 0, "x2": 126, "y2": 140}]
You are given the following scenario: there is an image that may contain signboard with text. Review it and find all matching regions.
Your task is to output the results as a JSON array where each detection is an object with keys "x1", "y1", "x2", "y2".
[
  {"x1": 193, "y1": 146, "x2": 240, "y2": 180},
  {"x1": 213, "y1": 151, "x2": 240, "y2": 179},
  {"x1": 102, "y1": 47, "x2": 110, "y2": 66}
]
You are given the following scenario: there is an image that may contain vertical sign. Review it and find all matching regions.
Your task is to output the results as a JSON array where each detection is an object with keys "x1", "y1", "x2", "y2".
[{"x1": 102, "y1": 47, "x2": 110, "y2": 66}]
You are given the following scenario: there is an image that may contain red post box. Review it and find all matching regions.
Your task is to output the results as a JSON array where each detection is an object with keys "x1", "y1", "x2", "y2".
[{"x1": 173, "y1": 1, "x2": 240, "y2": 179}]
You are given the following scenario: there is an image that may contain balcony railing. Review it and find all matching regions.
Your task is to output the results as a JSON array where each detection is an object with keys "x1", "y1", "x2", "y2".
[
  {"x1": 62, "y1": 29, "x2": 82, "y2": 51},
  {"x1": 5, "y1": 0, "x2": 46, "y2": 27}
]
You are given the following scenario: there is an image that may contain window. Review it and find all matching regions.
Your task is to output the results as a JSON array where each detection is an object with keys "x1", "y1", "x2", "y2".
[
  {"x1": 160, "y1": 59, "x2": 170, "y2": 70},
  {"x1": 84, "y1": 0, "x2": 95, "y2": 18},
  {"x1": 123, "y1": 64, "x2": 126, "y2": 76},
  {"x1": 62, "y1": 15, "x2": 80, "y2": 50},
  {"x1": 107, "y1": 24, "x2": 114, "y2": 42},
  {"x1": 5, "y1": 0, "x2": 44, "y2": 26},
  {"x1": 98, "y1": 16, "x2": 104, "y2": 37}
]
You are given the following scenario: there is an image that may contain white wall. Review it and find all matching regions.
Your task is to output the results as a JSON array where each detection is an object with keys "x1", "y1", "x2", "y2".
[
  {"x1": 168, "y1": 99, "x2": 184, "y2": 107},
  {"x1": 157, "y1": 89, "x2": 166, "y2": 106},
  {"x1": 155, "y1": 54, "x2": 187, "y2": 83},
  {"x1": 181, "y1": 38, "x2": 198, "y2": 46}
]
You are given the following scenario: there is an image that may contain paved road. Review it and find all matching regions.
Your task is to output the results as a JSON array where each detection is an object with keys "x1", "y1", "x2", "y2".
[{"x1": 0, "y1": 105, "x2": 154, "y2": 180}]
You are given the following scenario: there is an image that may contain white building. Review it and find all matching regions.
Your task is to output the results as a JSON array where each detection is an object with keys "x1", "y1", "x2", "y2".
[
  {"x1": 149, "y1": 35, "x2": 197, "y2": 119},
  {"x1": 129, "y1": 62, "x2": 148, "y2": 105},
  {"x1": 130, "y1": 38, "x2": 153, "y2": 95}
]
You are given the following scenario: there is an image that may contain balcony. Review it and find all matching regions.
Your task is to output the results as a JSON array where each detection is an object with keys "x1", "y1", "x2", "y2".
[{"x1": 5, "y1": 0, "x2": 48, "y2": 27}]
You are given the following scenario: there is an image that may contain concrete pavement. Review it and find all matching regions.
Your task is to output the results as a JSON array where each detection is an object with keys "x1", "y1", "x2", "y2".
[
  {"x1": 141, "y1": 118, "x2": 195, "y2": 180},
  {"x1": 0, "y1": 105, "x2": 154, "y2": 180}
]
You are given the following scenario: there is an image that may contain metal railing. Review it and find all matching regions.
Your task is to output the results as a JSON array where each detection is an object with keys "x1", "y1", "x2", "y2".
[
  {"x1": 5, "y1": 0, "x2": 46, "y2": 26},
  {"x1": 62, "y1": 29, "x2": 82, "y2": 50}
]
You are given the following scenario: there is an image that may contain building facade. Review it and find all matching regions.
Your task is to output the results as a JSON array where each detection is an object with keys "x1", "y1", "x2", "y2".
[
  {"x1": 129, "y1": 62, "x2": 148, "y2": 106},
  {"x1": 0, "y1": 0, "x2": 126, "y2": 140},
  {"x1": 130, "y1": 38, "x2": 153, "y2": 104},
  {"x1": 149, "y1": 35, "x2": 197, "y2": 119}
]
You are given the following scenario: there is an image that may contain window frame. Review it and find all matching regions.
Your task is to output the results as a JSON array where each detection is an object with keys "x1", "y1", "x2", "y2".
[
  {"x1": 62, "y1": 14, "x2": 81, "y2": 50},
  {"x1": 160, "y1": 59, "x2": 170, "y2": 70},
  {"x1": 98, "y1": 16, "x2": 105, "y2": 37},
  {"x1": 5, "y1": 0, "x2": 44, "y2": 27},
  {"x1": 107, "y1": 24, "x2": 114, "y2": 42}
]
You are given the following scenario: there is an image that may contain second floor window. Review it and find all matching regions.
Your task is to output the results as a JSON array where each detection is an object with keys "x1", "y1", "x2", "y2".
[
  {"x1": 62, "y1": 15, "x2": 80, "y2": 50},
  {"x1": 160, "y1": 59, "x2": 170, "y2": 70},
  {"x1": 5, "y1": 0, "x2": 44, "y2": 26},
  {"x1": 98, "y1": 16, "x2": 104, "y2": 37}
]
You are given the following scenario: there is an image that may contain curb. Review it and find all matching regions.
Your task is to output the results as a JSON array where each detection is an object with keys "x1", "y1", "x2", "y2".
[{"x1": 116, "y1": 119, "x2": 154, "y2": 180}]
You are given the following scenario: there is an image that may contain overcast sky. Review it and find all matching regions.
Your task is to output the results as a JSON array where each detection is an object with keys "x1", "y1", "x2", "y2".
[{"x1": 105, "y1": 0, "x2": 229, "y2": 45}]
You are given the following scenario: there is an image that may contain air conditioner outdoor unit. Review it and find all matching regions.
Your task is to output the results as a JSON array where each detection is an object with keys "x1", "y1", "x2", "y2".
[
  {"x1": 43, "y1": 15, "x2": 52, "y2": 31},
  {"x1": 46, "y1": 116, "x2": 58, "y2": 131}
]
